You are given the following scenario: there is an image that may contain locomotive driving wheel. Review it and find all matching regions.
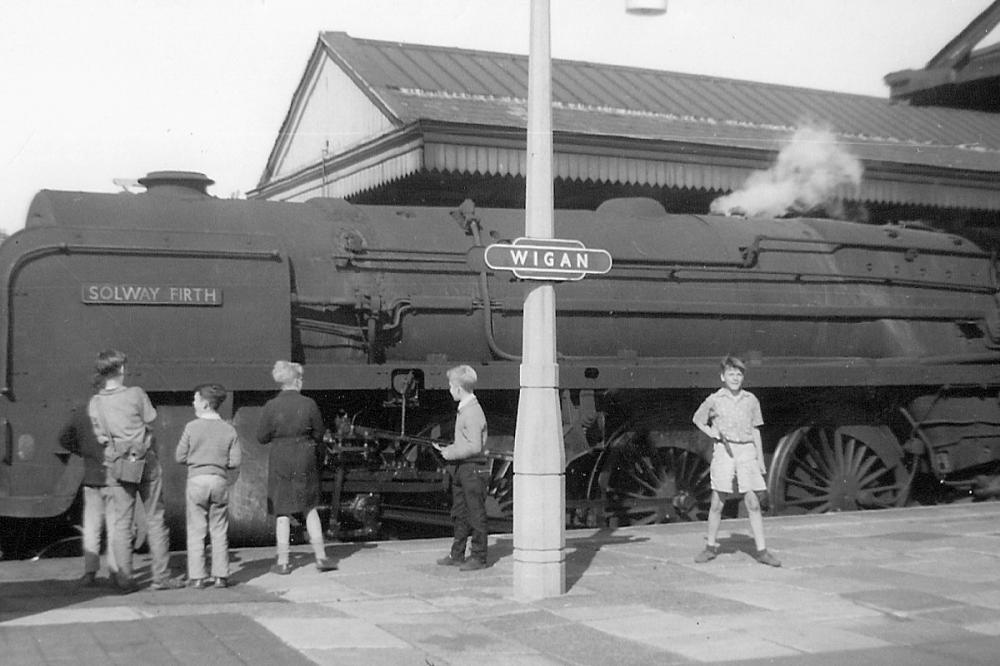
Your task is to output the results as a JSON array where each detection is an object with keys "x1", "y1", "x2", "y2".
[
  {"x1": 596, "y1": 429, "x2": 713, "y2": 526},
  {"x1": 768, "y1": 424, "x2": 911, "y2": 514},
  {"x1": 483, "y1": 453, "x2": 514, "y2": 526}
]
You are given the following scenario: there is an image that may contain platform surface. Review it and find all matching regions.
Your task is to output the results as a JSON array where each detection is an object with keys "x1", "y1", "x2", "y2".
[{"x1": 3, "y1": 502, "x2": 1000, "y2": 665}]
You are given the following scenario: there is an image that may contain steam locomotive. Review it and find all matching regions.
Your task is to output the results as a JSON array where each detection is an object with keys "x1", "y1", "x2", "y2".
[{"x1": 1, "y1": 170, "x2": 998, "y2": 549}]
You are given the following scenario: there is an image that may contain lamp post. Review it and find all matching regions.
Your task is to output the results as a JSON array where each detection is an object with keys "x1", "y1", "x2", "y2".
[
  {"x1": 513, "y1": 0, "x2": 666, "y2": 601},
  {"x1": 512, "y1": 0, "x2": 562, "y2": 600}
]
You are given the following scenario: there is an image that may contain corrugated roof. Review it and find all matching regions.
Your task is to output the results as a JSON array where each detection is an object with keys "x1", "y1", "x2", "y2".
[{"x1": 320, "y1": 31, "x2": 1000, "y2": 172}]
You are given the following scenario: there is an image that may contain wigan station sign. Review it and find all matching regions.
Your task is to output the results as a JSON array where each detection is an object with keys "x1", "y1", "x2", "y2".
[{"x1": 484, "y1": 238, "x2": 612, "y2": 281}]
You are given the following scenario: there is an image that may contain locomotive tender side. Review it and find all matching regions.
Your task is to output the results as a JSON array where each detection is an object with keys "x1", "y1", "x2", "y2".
[{"x1": 1, "y1": 172, "x2": 998, "y2": 545}]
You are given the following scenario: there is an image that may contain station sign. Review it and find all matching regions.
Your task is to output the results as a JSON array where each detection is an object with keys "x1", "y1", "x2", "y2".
[{"x1": 483, "y1": 238, "x2": 612, "y2": 281}]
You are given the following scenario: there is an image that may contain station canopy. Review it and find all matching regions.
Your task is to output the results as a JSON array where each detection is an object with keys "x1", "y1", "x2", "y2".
[{"x1": 251, "y1": 32, "x2": 1000, "y2": 213}]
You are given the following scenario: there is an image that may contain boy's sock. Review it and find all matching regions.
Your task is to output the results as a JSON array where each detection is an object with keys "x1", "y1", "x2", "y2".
[
  {"x1": 276, "y1": 516, "x2": 291, "y2": 565},
  {"x1": 305, "y1": 511, "x2": 326, "y2": 560},
  {"x1": 694, "y1": 543, "x2": 719, "y2": 563}
]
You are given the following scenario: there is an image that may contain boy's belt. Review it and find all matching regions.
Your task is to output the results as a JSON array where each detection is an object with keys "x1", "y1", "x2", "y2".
[
  {"x1": 716, "y1": 438, "x2": 753, "y2": 457},
  {"x1": 453, "y1": 455, "x2": 489, "y2": 466}
]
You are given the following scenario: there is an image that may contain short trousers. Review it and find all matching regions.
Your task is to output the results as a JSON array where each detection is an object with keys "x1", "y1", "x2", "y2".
[{"x1": 710, "y1": 441, "x2": 766, "y2": 496}]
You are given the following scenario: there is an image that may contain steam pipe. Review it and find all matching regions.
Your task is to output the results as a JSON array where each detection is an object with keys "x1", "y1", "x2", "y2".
[{"x1": 467, "y1": 219, "x2": 521, "y2": 362}]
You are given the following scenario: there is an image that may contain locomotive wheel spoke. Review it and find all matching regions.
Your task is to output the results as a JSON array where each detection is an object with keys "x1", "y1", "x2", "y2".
[
  {"x1": 782, "y1": 476, "x2": 828, "y2": 493},
  {"x1": 815, "y1": 431, "x2": 836, "y2": 474},
  {"x1": 857, "y1": 467, "x2": 891, "y2": 488},
  {"x1": 631, "y1": 475, "x2": 662, "y2": 496},
  {"x1": 833, "y1": 433, "x2": 847, "y2": 470},
  {"x1": 844, "y1": 438, "x2": 861, "y2": 474},
  {"x1": 784, "y1": 494, "x2": 832, "y2": 506},
  {"x1": 807, "y1": 445, "x2": 833, "y2": 478},
  {"x1": 854, "y1": 453, "x2": 879, "y2": 482},
  {"x1": 792, "y1": 459, "x2": 829, "y2": 486}
]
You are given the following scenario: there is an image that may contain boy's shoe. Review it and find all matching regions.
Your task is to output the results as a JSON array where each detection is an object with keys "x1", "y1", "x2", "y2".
[
  {"x1": 150, "y1": 577, "x2": 185, "y2": 591},
  {"x1": 213, "y1": 577, "x2": 229, "y2": 589},
  {"x1": 754, "y1": 549, "x2": 781, "y2": 567},
  {"x1": 315, "y1": 558, "x2": 338, "y2": 572},
  {"x1": 188, "y1": 578, "x2": 212, "y2": 589},
  {"x1": 436, "y1": 555, "x2": 465, "y2": 566},
  {"x1": 694, "y1": 544, "x2": 719, "y2": 563},
  {"x1": 458, "y1": 558, "x2": 487, "y2": 572},
  {"x1": 112, "y1": 575, "x2": 139, "y2": 595},
  {"x1": 269, "y1": 563, "x2": 292, "y2": 575},
  {"x1": 76, "y1": 572, "x2": 99, "y2": 588}
]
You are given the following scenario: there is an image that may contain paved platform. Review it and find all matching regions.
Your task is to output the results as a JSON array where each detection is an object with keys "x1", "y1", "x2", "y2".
[{"x1": 3, "y1": 502, "x2": 1000, "y2": 665}]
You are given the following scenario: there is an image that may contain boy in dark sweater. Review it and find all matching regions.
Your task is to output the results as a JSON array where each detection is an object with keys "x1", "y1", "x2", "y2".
[
  {"x1": 175, "y1": 384, "x2": 242, "y2": 588},
  {"x1": 62, "y1": 398, "x2": 117, "y2": 585},
  {"x1": 433, "y1": 365, "x2": 489, "y2": 571}
]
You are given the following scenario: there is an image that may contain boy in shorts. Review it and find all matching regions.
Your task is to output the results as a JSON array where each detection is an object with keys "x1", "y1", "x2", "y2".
[
  {"x1": 175, "y1": 384, "x2": 242, "y2": 588},
  {"x1": 692, "y1": 356, "x2": 780, "y2": 567}
]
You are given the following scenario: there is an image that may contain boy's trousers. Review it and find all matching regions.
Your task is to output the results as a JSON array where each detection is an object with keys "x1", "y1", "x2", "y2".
[
  {"x1": 185, "y1": 474, "x2": 231, "y2": 580},
  {"x1": 108, "y1": 461, "x2": 171, "y2": 584},
  {"x1": 449, "y1": 461, "x2": 488, "y2": 563}
]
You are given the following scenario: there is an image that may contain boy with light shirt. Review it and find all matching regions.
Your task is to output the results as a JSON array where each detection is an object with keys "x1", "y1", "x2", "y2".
[
  {"x1": 175, "y1": 383, "x2": 242, "y2": 588},
  {"x1": 692, "y1": 356, "x2": 780, "y2": 567}
]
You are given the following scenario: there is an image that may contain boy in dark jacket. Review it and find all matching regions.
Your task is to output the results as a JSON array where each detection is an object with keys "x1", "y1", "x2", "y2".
[{"x1": 62, "y1": 399, "x2": 116, "y2": 585}]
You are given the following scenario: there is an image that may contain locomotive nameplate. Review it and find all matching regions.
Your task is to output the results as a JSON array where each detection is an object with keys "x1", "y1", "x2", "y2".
[
  {"x1": 81, "y1": 283, "x2": 223, "y2": 306},
  {"x1": 484, "y1": 237, "x2": 612, "y2": 281}
]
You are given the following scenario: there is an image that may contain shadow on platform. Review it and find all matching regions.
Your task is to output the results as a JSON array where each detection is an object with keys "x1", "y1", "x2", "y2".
[{"x1": 488, "y1": 528, "x2": 650, "y2": 591}]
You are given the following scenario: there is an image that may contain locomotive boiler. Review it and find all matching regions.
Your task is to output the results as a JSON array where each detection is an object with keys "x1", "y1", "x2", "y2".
[{"x1": 1, "y1": 170, "x2": 999, "y2": 549}]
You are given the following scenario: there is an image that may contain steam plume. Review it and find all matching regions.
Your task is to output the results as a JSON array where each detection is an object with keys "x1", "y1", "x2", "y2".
[{"x1": 710, "y1": 126, "x2": 863, "y2": 218}]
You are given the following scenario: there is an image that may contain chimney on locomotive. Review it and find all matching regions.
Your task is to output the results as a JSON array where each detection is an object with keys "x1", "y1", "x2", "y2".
[{"x1": 137, "y1": 170, "x2": 214, "y2": 196}]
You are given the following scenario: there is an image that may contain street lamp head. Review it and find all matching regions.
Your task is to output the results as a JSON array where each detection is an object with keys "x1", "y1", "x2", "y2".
[{"x1": 625, "y1": 0, "x2": 667, "y2": 15}]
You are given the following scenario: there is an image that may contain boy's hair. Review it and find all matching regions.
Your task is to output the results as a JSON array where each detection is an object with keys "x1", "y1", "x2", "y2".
[
  {"x1": 195, "y1": 383, "x2": 228, "y2": 411},
  {"x1": 95, "y1": 349, "x2": 127, "y2": 382},
  {"x1": 720, "y1": 355, "x2": 746, "y2": 373},
  {"x1": 446, "y1": 364, "x2": 477, "y2": 392},
  {"x1": 272, "y1": 360, "x2": 303, "y2": 386}
]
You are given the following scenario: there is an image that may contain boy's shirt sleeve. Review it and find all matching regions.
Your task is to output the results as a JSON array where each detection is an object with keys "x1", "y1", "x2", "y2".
[
  {"x1": 175, "y1": 422, "x2": 192, "y2": 464},
  {"x1": 87, "y1": 396, "x2": 109, "y2": 444},
  {"x1": 751, "y1": 395, "x2": 764, "y2": 427},
  {"x1": 138, "y1": 388, "x2": 157, "y2": 425},
  {"x1": 692, "y1": 395, "x2": 714, "y2": 427},
  {"x1": 228, "y1": 426, "x2": 242, "y2": 469}
]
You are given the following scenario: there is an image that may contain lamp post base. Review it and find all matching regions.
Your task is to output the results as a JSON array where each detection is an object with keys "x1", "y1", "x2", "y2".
[
  {"x1": 513, "y1": 465, "x2": 566, "y2": 599},
  {"x1": 513, "y1": 553, "x2": 566, "y2": 600}
]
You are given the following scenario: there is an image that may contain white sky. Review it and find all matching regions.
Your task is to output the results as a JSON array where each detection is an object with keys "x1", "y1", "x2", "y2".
[{"x1": 0, "y1": 0, "x2": 994, "y2": 234}]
